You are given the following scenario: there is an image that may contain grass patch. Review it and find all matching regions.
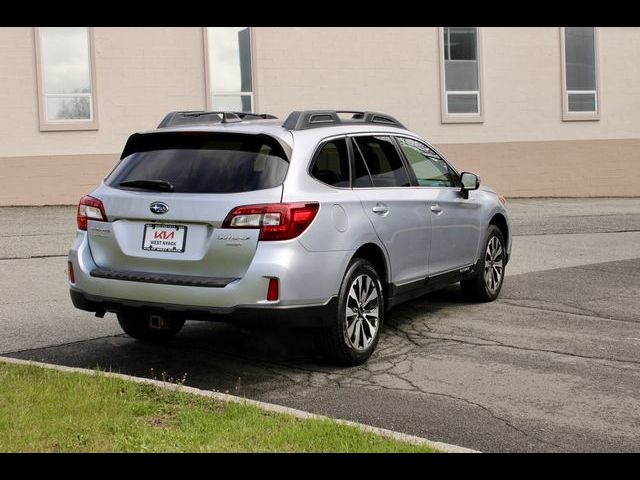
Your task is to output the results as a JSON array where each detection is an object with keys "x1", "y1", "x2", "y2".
[{"x1": 0, "y1": 362, "x2": 435, "y2": 453}]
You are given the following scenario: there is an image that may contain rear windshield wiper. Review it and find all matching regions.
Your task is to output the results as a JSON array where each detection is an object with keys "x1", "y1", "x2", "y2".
[{"x1": 119, "y1": 179, "x2": 175, "y2": 192}]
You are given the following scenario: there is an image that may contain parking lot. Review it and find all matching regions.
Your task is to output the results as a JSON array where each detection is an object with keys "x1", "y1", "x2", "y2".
[{"x1": 1, "y1": 198, "x2": 639, "y2": 452}]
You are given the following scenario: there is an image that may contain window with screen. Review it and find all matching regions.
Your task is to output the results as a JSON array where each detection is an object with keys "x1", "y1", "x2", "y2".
[
  {"x1": 562, "y1": 27, "x2": 599, "y2": 120},
  {"x1": 440, "y1": 27, "x2": 482, "y2": 122}
]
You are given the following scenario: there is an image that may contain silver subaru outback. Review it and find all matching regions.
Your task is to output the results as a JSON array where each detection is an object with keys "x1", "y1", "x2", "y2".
[{"x1": 69, "y1": 110, "x2": 511, "y2": 365}]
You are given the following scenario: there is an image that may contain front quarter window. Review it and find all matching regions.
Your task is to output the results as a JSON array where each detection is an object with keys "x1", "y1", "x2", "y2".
[{"x1": 397, "y1": 137, "x2": 457, "y2": 187}]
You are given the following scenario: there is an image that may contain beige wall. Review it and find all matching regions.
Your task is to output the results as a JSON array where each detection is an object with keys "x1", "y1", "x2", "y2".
[
  {"x1": 2, "y1": 138, "x2": 636, "y2": 205},
  {"x1": 0, "y1": 27, "x2": 206, "y2": 159},
  {"x1": 0, "y1": 154, "x2": 118, "y2": 205},
  {"x1": 255, "y1": 27, "x2": 640, "y2": 144},
  {"x1": 1, "y1": 27, "x2": 639, "y2": 205},
  {"x1": 440, "y1": 139, "x2": 640, "y2": 198}
]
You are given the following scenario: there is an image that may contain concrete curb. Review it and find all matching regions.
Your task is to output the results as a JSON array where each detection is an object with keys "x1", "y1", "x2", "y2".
[{"x1": 0, "y1": 355, "x2": 478, "y2": 453}]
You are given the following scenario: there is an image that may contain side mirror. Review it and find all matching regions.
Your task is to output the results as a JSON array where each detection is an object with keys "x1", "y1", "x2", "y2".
[{"x1": 460, "y1": 172, "x2": 480, "y2": 199}]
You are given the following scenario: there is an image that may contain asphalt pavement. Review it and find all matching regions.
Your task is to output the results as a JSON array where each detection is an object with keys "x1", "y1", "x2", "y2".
[{"x1": 1, "y1": 198, "x2": 639, "y2": 452}]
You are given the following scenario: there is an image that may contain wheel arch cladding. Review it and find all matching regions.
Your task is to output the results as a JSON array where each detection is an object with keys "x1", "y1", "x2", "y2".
[
  {"x1": 352, "y1": 243, "x2": 389, "y2": 295},
  {"x1": 489, "y1": 213, "x2": 509, "y2": 252}
]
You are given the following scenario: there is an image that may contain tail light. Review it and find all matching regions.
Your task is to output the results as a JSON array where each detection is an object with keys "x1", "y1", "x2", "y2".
[
  {"x1": 77, "y1": 195, "x2": 107, "y2": 231},
  {"x1": 222, "y1": 202, "x2": 319, "y2": 241}
]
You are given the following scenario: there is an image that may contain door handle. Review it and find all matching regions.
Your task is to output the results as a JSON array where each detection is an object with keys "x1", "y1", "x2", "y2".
[
  {"x1": 430, "y1": 204, "x2": 443, "y2": 214},
  {"x1": 372, "y1": 203, "x2": 389, "y2": 215}
]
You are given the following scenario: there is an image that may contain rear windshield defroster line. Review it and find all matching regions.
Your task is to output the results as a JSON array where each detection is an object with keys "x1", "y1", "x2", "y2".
[{"x1": 106, "y1": 132, "x2": 290, "y2": 194}]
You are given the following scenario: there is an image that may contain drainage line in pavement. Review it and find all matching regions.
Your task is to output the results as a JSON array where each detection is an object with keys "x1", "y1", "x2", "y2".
[{"x1": 0, "y1": 254, "x2": 67, "y2": 261}]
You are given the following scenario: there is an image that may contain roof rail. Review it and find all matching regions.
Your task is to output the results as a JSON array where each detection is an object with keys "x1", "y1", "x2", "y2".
[
  {"x1": 282, "y1": 110, "x2": 406, "y2": 131},
  {"x1": 157, "y1": 111, "x2": 278, "y2": 129}
]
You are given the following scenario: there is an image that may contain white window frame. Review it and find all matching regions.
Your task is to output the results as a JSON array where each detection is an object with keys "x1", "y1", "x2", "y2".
[
  {"x1": 438, "y1": 26, "x2": 484, "y2": 124},
  {"x1": 560, "y1": 27, "x2": 601, "y2": 121},
  {"x1": 34, "y1": 27, "x2": 99, "y2": 131},
  {"x1": 203, "y1": 27, "x2": 257, "y2": 112}
]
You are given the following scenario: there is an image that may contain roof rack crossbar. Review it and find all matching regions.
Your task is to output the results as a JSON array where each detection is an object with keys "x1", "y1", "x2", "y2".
[
  {"x1": 157, "y1": 111, "x2": 278, "y2": 128},
  {"x1": 282, "y1": 110, "x2": 406, "y2": 130}
]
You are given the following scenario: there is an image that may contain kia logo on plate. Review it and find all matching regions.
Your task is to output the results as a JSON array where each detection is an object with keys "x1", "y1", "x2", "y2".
[{"x1": 149, "y1": 202, "x2": 169, "y2": 215}]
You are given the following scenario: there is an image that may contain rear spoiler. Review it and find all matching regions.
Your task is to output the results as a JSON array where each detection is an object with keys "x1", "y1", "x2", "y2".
[{"x1": 119, "y1": 131, "x2": 292, "y2": 162}]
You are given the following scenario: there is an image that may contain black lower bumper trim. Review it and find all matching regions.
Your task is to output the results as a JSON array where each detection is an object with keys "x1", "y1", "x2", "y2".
[
  {"x1": 90, "y1": 267, "x2": 237, "y2": 288},
  {"x1": 70, "y1": 288, "x2": 337, "y2": 328}
]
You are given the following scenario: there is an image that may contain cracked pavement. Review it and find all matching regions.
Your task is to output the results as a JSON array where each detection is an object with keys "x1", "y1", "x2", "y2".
[{"x1": 1, "y1": 199, "x2": 639, "y2": 452}]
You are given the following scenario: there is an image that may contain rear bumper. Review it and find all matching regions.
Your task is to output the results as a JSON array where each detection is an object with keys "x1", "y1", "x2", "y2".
[
  {"x1": 70, "y1": 287, "x2": 337, "y2": 328},
  {"x1": 69, "y1": 230, "x2": 351, "y2": 311}
]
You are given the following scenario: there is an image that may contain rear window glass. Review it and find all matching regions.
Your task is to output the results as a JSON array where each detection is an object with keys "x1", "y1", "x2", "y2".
[{"x1": 106, "y1": 132, "x2": 289, "y2": 194}]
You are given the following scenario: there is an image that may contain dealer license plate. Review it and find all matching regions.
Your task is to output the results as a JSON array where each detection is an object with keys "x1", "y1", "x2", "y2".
[{"x1": 142, "y1": 224, "x2": 187, "y2": 253}]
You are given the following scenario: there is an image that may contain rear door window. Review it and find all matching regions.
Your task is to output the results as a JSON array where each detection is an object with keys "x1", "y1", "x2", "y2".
[
  {"x1": 311, "y1": 138, "x2": 350, "y2": 187},
  {"x1": 351, "y1": 138, "x2": 374, "y2": 188},
  {"x1": 106, "y1": 132, "x2": 289, "y2": 194},
  {"x1": 352, "y1": 136, "x2": 410, "y2": 187}
]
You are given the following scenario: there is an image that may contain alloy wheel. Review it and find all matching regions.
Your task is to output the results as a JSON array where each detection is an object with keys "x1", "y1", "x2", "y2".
[
  {"x1": 484, "y1": 236, "x2": 504, "y2": 294},
  {"x1": 344, "y1": 274, "x2": 380, "y2": 351}
]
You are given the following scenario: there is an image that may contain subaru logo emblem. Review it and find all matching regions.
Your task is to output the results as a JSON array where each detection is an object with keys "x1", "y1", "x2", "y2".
[{"x1": 149, "y1": 202, "x2": 169, "y2": 215}]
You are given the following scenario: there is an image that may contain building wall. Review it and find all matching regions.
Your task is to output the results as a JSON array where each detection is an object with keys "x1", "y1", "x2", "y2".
[
  {"x1": 439, "y1": 139, "x2": 640, "y2": 198},
  {"x1": 0, "y1": 27, "x2": 206, "y2": 159},
  {"x1": 254, "y1": 27, "x2": 640, "y2": 143},
  {"x1": 0, "y1": 27, "x2": 639, "y2": 205}
]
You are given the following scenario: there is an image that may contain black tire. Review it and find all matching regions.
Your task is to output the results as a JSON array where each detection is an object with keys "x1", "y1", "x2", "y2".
[
  {"x1": 461, "y1": 225, "x2": 506, "y2": 302},
  {"x1": 117, "y1": 310, "x2": 185, "y2": 341},
  {"x1": 322, "y1": 258, "x2": 384, "y2": 366}
]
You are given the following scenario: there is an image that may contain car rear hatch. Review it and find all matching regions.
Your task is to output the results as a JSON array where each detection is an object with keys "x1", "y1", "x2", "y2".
[{"x1": 86, "y1": 130, "x2": 290, "y2": 280}]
